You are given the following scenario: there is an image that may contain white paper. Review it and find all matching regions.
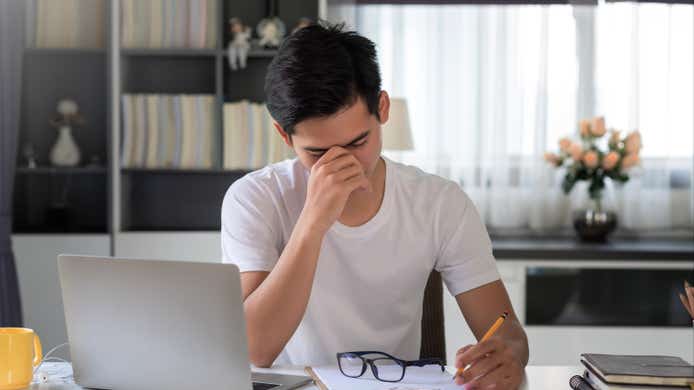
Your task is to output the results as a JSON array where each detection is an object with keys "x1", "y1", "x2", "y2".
[{"x1": 312, "y1": 365, "x2": 467, "y2": 390}]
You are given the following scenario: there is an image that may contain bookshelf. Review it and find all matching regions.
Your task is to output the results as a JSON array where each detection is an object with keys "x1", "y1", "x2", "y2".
[
  {"x1": 116, "y1": 0, "x2": 317, "y2": 231},
  {"x1": 15, "y1": 1, "x2": 111, "y2": 234},
  {"x1": 13, "y1": 0, "x2": 325, "y2": 234}
]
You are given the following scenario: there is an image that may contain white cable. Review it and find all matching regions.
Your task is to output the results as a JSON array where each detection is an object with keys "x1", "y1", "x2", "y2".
[
  {"x1": 33, "y1": 342, "x2": 69, "y2": 375},
  {"x1": 40, "y1": 357, "x2": 69, "y2": 364}
]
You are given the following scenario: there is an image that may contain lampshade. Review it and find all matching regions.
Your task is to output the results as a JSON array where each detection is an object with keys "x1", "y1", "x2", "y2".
[{"x1": 382, "y1": 98, "x2": 414, "y2": 151}]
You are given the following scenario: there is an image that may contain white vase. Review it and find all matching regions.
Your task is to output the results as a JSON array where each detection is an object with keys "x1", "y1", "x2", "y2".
[{"x1": 50, "y1": 125, "x2": 81, "y2": 167}]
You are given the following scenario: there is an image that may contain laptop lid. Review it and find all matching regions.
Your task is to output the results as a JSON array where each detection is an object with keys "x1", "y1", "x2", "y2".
[{"x1": 58, "y1": 254, "x2": 253, "y2": 390}]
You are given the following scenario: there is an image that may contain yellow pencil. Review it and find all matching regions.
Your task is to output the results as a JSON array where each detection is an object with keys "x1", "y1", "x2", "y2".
[{"x1": 453, "y1": 311, "x2": 509, "y2": 381}]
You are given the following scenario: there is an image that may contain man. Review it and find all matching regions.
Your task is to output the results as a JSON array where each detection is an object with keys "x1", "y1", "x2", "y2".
[{"x1": 221, "y1": 22, "x2": 529, "y2": 389}]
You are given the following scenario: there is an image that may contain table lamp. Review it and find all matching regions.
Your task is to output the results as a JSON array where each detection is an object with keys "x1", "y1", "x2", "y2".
[{"x1": 381, "y1": 98, "x2": 414, "y2": 151}]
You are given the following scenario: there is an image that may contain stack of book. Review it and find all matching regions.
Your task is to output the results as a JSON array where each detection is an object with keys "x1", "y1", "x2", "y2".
[
  {"x1": 580, "y1": 353, "x2": 694, "y2": 389},
  {"x1": 120, "y1": 0, "x2": 218, "y2": 49},
  {"x1": 27, "y1": 0, "x2": 106, "y2": 49},
  {"x1": 223, "y1": 101, "x2": 294, "y2": 170},
  {"x1": 121, "y1": 94, "x2": 216, "y2": 169}
]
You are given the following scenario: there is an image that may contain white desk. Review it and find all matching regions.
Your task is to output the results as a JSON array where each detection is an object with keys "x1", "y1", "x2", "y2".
[
  {"x1": 25, "y1": 363, "x2": 583, "y2": 389},
  {"x1": 255, "y1": 365, "x2": 583, "y2": 389}
]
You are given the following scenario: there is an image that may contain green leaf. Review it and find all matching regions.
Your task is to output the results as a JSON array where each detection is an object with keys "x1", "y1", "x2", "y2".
[{"x1": 562, "y1": 175, "x2": 577, "y2": 194}]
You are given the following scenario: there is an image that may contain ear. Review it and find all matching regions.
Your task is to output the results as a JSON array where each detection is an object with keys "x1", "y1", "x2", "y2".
[
  {"x1": 378, "y1": 90, "x2": 390, "y2": 125},
  {"x1": 274, "y1": 122, "x2": 292, "y2": 147}
]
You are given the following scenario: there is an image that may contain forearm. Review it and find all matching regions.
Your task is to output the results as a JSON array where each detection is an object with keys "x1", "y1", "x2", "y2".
[
  {"x1": 498, "y1": 317, "x2": 529, "y2": 367},
  {"x1": 243, "y1": 213, "x2": 325, "y2": 367}
]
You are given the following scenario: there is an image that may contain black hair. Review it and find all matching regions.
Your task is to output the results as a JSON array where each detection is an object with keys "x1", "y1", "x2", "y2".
[{"x1": 264, "y1": 21, "x2": 382, "y2": 135}]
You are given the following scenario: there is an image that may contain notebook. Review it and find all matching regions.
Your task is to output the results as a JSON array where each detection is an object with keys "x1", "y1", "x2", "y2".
[
  {"x1": 583, "y1": 369, "x2": 689, "y2": 390},
  {"x1": 308, "y1": 365, "x2": 460, "y2": 390},
  {"x1": 581, "y1": 353, "x2": 694, "y2": 387}
]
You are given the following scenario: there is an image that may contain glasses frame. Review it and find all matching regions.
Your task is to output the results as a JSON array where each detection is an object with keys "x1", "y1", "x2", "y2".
[{"x1": 336, "y1": 350, "x2": 445, "y2": 383}]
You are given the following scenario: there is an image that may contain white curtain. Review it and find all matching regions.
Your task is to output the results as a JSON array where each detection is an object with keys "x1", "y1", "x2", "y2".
[{"x1": 356, "y1": 2, "x2": 693, "y2": 234}]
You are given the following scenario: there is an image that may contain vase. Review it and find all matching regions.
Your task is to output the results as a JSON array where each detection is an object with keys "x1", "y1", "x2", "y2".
[
  {"x1": 572, "y1": 197, "x2": 617, "y2": 243},
  {"x1": 50, "y1": 125, "x2": 81, "y2": 167}
]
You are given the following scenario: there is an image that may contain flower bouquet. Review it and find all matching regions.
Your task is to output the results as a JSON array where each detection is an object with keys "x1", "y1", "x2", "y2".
[{"x1": 544, "y1": 116, "x2": 642, "y2": 241}]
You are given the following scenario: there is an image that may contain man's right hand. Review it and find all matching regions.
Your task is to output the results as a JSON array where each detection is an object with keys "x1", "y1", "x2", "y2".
[{"x1": 300, "y1": 147, "x2": 372, "y2": 235}]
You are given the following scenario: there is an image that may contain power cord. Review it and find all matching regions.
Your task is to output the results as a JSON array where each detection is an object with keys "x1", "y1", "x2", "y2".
[{"x1": 33, "y1": 342, "x2": 70, "y2": 383}]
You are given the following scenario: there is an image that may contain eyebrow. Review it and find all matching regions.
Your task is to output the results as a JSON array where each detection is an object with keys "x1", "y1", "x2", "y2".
[{"x1": 303, "y1": 130, "x2": 370, "y2": 153}]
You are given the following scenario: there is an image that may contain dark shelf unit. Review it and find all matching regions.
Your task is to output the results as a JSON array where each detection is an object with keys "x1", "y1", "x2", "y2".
[
  {"x1": 120, "y1": 169, "x2": 248, "y2": 231},
  {"x1": 121, "y1": 48, "x2": 218, "y2": 57},
  {"x1": 14, "y1": 6, "x2": 111, "y2": 234},
  {"x1": 122, "y1": 168, "x2": 248, "y2": 175},
  {"x1": 16, "y1": 166, "x2": 108, "y2": 175},
  {"x1": 13, "y1": 171, "x2": 109, "y2": 234},
  {"x1": 11, "y1": 1, "x2": 319, "y2": 234},
  {"x1": 118, "y1": 0, "x2": 318, "y2": 232},
  {"x1": 24, "y1": 48, "x2": 107, "y2": 55}
]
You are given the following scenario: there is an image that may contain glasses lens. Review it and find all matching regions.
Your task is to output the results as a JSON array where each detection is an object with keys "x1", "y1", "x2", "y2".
[
  {"x1": 372, "y1": 358, "x2": 404, "y2": 382},
  {"x1": 338, "y1": 354, "x2": 364, "y2": 377}
]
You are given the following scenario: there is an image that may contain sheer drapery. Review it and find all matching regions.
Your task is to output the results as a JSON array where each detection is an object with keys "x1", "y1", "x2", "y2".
[{"x1": 356, "y1": 2, "x2": 693, "y2": 234}]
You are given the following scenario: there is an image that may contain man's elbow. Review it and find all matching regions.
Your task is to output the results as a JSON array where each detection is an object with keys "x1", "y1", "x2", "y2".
[
  {"x1": 248, "y1": 345, "x2": 278, "y2": 368},
  {"x1": 249, "y1": 354, "x2": 275, "y2": 368}
]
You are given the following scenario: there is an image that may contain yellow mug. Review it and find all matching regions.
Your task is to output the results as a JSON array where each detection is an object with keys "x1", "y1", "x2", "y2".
[{"x1": 0, "y1": 328, "x2": 42, "y2": 390}]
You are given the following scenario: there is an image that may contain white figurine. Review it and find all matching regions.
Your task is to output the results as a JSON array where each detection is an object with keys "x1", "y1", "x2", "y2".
[
  {"x1": 49, "y1": 99, "x2": 83, "y2": 167},
  {"x1": 227, "y1": 17, "x2": 251, "y2": 71},
  {"x1": 257, "y1": 16, "x2": 285, "y2": 48}
]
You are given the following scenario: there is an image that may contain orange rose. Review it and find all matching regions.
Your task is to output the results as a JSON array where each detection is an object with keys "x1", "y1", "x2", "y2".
[
  {"x1": 591, "y1": 117, "x2": 607, "y2": 137},
  {"x1": 602, "y1": 151, "x2": 619, "y2": 170},
  {"x1": 544, "y1": 152, "x2": 561, "y2": 166},
  {"x1": 583, "y1": 151, "x2": 599, "y2": 169},
  {"x1": 559, "y1": 137, "x2": 572, "y2": 152},
  {"x1": 625, "y1": 131, "x2": 642, "y2": 154},
  {"x1": 621, "y1": 153, "x2": 640, "y2": 170},
  {"x1": 569, "y1": 143, "x2": 583, "y2": 161},
  {"x1": 609, "y1": 130, "x2": 621, "y2": 147},
  {"x1": 579, "y1": 120, "x2": 591, "y2": 137}
]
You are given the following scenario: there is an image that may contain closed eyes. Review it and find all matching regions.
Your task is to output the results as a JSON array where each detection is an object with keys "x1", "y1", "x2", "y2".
[{"x1": 308, "y1": 139, "x2": 368, "y2": 158}]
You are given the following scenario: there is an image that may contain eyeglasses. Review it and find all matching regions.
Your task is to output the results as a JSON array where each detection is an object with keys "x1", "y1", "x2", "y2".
[{"x1": 336, "y1": 351, "x2": 445, "y2": 383}]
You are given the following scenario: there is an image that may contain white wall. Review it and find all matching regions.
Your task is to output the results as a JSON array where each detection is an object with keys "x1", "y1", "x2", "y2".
[
  {"x1": 13, "y1": 234, "x2": 110, "y2": 360},
  {"x1": 114, "y1": 232, "x2": 221, "y2": 263}
]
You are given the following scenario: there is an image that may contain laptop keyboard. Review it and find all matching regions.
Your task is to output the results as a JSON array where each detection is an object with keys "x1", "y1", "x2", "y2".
[{"x1": 252, "y1": 382, "x2": 280, "y2": 390}]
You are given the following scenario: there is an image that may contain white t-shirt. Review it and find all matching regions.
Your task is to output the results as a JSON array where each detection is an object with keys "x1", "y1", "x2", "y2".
[{"x1": 221, "y1": 156, "x2": 500, "y2": 366}]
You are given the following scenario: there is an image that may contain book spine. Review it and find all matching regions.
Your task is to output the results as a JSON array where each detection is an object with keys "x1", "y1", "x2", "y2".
[
  {"x1": 121, "y1": 95, "x2": 132, "y2": 167},
  {"x1": 173, "y1": 95, "x2": 183, "y2": 167},
  {"x1": 146, "y1": 95, "x2": 159, "y2": 168}
]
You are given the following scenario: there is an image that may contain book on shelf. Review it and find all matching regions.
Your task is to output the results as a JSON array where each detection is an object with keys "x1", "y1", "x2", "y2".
[
  {"x1": 172, "y1": 96, "x2": 183, "y2": 166},
  {"x1": 580, "y1": 353, "x2": 694, "y2": 387},
  {"x1": 146, "y1": 95, "x2": 160, "y2": 168},
  {"x1": 180, "y1": 95, "x2": 196, "y2": 168},
  {"x1": 121, "y1": 0, "x2": 217, "y2": 49},
  {"x1": 223, "y1": 101, "x2": 294, "y2": 171},
  {"x1": 30, "y1": 0, "x2": 105, "y2": 49},
  {"x1": 134, "y1": 94, "x2": 147, "y2": 167},
  {"x1": 121, "y1": 94, "x2": 216, "y2": 169}
]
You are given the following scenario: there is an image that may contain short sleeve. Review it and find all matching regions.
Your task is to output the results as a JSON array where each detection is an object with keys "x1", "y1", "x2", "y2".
[
  {"x1": 434, "y1": 184, "x2": 500, "y2": 297},
  {"x1": 221, "y1": 175, "x2": 281, "y2": 272}
]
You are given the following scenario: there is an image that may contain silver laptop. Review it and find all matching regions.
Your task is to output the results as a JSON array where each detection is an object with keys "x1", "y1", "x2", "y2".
[{"x1": 58, "y1": 254, "x2": 312, "y2": 390}]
